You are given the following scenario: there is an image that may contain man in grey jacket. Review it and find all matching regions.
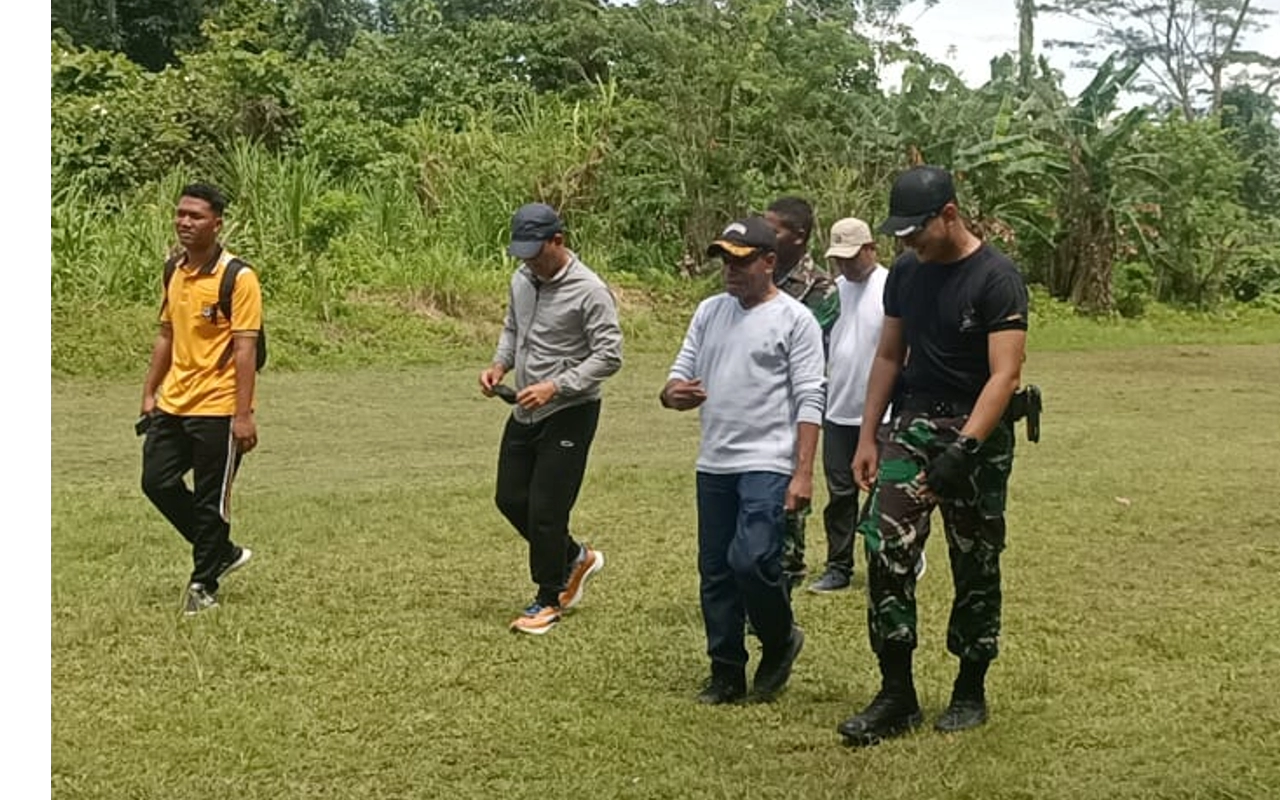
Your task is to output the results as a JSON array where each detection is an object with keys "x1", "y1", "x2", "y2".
[{"x1": 479, "y1": 203, "x2": 624, "y2": 635}]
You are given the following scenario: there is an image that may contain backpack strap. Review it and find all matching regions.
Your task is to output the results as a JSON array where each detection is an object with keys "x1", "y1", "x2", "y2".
[
  {"x1": 216, "y1": 258, "x2": 250, "y2": 370},
  {"x1": 218, "y1": 258, "x2": 248, "y2": 323},
  {"x1": 160, "y1": 253, "x2": 183, "y2": 312}
]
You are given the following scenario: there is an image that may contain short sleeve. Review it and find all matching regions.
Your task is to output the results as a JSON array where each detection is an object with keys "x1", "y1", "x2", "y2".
[
  {"x1": 883, "y1": 255, "x2": 909, "y2": 318},
  {"x1": 980, "y1": 263, "x2": 1029, "y2": 333},
  {"x1": 231, "y1": 267, "x2": 264, "y2": 332}
]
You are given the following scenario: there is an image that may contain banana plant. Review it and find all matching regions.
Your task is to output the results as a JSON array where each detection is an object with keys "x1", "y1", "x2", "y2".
[{"x1": 1021, "y1": 54, "x2": 1162, "y2": 312}]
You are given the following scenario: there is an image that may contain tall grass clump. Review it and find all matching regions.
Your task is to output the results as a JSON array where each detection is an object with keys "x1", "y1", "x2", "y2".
[
  {"x1": 407, "y1": 88, "x2": 619, "y2": 267},
  {"x1": 52, "y1": 172, "x2": 190, "y2": 305}
]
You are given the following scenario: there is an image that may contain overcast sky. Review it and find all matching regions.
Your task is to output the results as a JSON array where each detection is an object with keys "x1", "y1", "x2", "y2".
[{"x1": 894, "y1": 0, "x2": 1280, "y2": 98}]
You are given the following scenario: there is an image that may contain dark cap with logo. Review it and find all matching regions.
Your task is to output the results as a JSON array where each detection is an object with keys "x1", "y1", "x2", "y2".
[
  {"x1": 877, "y1": 166, "x2": 957, "y2": 237},
  {"x1": 507, "y1": 203, "x2": 564, "y2": 259},
  {"x1": 706, "y1": 216, "x2": 778, "y2": 259}
]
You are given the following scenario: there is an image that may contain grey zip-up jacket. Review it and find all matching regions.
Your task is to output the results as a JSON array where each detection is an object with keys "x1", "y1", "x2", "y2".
[{"x1": 493, "y1": 252, "x2": 623, "y2": 424}]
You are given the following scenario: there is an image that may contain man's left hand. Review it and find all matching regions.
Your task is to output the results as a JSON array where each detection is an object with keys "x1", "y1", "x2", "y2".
[
  {"x1": 516, "y1": 380, "x2": 558, "y2": 410},
  {"x1": 921, "y1": 443, "x2": 972, "y2": 501},
  {"x1": 785, "y1": 473, "x2": 813, "y2": 513},
  {"x1": 232, "y1": 413, "x2": 258, "y2": 454}
]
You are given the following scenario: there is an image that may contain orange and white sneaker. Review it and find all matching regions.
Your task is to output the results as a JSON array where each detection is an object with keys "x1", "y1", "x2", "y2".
[
  {"x1": 558, "y1": 546, "x2": 605, "y2": 610},
  {"x1": 510, "y1": 602, "x2": 562, "y2": 635}
]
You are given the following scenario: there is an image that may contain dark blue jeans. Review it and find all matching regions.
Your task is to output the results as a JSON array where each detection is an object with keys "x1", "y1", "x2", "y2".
[{"x1": 696, "y1": 471, "x2": 794, "y2": 671}]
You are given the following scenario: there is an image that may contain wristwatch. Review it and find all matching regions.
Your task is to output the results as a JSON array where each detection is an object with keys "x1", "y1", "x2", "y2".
[{"x1": 955, "y1": 434, "x2": 981, "y2": 455}]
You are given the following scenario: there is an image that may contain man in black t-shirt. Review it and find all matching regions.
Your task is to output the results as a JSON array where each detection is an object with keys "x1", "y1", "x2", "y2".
[{"x1": 837, "y1": 166, "x2": 1029, "y2": 746}]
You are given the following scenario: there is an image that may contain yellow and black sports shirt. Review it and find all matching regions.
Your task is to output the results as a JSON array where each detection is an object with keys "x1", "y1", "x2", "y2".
[{"x1": 157, "y1": 248, "x2": 263, "y2": 416}]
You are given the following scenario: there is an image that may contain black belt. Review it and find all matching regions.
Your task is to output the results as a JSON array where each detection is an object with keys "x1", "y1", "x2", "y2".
[
  {"x1": 897, "y1": 387, "x2": 1042, "y2": 442},
  {"x1": 898, "y1": 396, "x2": 975, "y2": 417}
]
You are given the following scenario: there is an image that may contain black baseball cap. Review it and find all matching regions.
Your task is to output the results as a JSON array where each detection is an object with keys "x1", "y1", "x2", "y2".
[
  {"x1": 706, "y1": 216, "x2": 777, "y2": 259},
  {"x1": 507, "y1": 203, "x2": 564, "y2": 259},
  {"x1": 877, "y1": 166, "x2": 957, "y2": 237}
]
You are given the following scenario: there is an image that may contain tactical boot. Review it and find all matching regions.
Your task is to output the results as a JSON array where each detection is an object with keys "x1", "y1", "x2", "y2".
[
  {"x1": 838, "y1": 642, "x2": 921, "y2": 746},
  {"x1": 934, "y1": 696, "x2": 988, "y2": 733},
  {"x1": 935, "y1": 658, "x2": 990, "y2": 732},
  {"x1": 837, "y1": 688, "x2": 923, "y2": 746}
]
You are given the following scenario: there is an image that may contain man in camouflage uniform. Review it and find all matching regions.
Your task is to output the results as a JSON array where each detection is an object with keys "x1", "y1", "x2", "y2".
[
  {"x1": 764, "y1": 197, "x2": 839, "y2": 594},
  {"x1": 836, "y1": 166, "x2": 1029, "y2": 746}
]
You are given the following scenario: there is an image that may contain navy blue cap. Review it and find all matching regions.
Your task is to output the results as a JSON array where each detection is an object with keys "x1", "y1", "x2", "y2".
[{"x1": 507, "y1": 203, "x2": 564, "y2": 259}]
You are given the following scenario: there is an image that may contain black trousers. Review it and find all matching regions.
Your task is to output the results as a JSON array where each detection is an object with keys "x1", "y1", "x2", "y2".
[
  {"x1": 141, "y1": 412, "x2": 243, "y2": 593},
  {"x1": 495, "y1": 400, "x2": 600, "y2": 605},
  {"x1": 820, "y1": 421, "x2": 863, "y2": 577}
]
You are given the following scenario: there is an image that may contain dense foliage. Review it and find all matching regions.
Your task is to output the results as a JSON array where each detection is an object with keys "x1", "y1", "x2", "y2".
[{"x1": 51, "y1": 0, "x2": 1280, "y2": 343}]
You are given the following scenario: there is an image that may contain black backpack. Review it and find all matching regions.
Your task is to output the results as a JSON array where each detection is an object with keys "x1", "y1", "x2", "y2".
[{"x1": 163, "y1": 252, "x2": 268, "y2": 371}]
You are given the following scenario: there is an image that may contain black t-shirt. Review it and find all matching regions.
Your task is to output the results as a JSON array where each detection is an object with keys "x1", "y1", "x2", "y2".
[{"x1": 883, "y1": 242, "x2": 1029, "y2": 404}]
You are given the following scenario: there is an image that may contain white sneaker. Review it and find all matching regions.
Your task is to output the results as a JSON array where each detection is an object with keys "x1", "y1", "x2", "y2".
[
  {"x1": 217, "y1": 546, "x2": 253, "y2": 580},
  {"x1": 182, "y1": 583, "x2": 219, "y2": 616}
]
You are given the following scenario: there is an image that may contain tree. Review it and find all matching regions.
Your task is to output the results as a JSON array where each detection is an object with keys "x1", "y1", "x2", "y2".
[
  {"x1": 52, "y1": 0, "x2": 217, "y2": 70},
  {"x1": 1219, "y1": 83, "x2": 1280, "y2": 213},
  {"x1": 1043, "y1": 0, "x2": 1279, "y2": 120},
  {"x1": 280, "y1": 0, "x2": 377, "y2": 57},
  {"x1": 965, "y1": 55, "x2": 1157, "y2": 311},
  {"x1": 1018, "y1": 0, "x2": 1034, "y2": 90}
]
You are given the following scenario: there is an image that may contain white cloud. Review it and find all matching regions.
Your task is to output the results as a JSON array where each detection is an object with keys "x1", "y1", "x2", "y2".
[{"x1": 888, "y1": 0, "x2": 1280, "y2": 100}]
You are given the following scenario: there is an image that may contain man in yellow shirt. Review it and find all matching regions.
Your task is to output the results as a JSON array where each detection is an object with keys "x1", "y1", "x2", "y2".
[{"x1": 139, "y1": 183, "x2": 263, "y2": 615}]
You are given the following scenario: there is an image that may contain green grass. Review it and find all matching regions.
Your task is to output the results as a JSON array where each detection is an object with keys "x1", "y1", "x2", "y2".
[
  {"x1": 50, "y1": 287, "x2": 1280, "y2": 378},
  {"x1": 51, "y1": 345, "x2": 1280, "y2": 799},
  {"x1": 1029, "y1": 302, "x2": 1280, "y2": 350},
  {"x1": 49, "y1": 270, "x2": 717, "y2": 377}
]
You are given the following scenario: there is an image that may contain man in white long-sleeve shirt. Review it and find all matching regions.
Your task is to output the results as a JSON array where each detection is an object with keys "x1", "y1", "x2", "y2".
[{"x1": 660, "y1": 216, "x2": 826, "y2": 705}]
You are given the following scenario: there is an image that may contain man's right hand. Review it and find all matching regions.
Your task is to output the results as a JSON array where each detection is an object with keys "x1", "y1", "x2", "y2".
[
  {"x1": 479, "y1": 364, "x2": 507, "y2": 396},
  {"x1": 140, "y1": 395, "x2": 157, "y2": 416},
  {"x1": 661, "y1": 378, "x2": 707, "y2": 411},
  {"x1": 853, "y1": 440, "x2": 879, "y2": 491}
]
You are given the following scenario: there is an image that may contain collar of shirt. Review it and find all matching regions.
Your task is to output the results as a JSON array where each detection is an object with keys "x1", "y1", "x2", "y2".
[
  {"x1": 774, "y1": 252, "x2": 816, "y2": 286},
  {"x1": 178, "y1": 245, "x2": 224, "y2": 275},
  {"x1": 523, "y1": 251, "x2": 576, "y2": 286}
]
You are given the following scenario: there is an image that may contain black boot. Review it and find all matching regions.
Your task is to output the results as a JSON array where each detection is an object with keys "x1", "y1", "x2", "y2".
[
  {"x1": 935, "y1": 658, "x2": 989, "y2": 732},
  {"x1": 752, "y1": 625, "x2": 805, "y2": 702},
  {"x1": 837, "y1": 643, "x2": 922, "y2": 747},
  {"x1": 697, "y1": 663, "x2": 747, "y2": 705}
]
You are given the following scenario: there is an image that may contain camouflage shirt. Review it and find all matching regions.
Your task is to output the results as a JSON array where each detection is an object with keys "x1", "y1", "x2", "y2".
[{"x1": 775, "y1": 253, "x2": 839, "y2": 334}]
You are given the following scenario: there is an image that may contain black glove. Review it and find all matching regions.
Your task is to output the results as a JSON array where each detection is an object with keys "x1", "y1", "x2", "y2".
[{"x1": 924, "y1": 442, "x2": 974, "y2": 499}]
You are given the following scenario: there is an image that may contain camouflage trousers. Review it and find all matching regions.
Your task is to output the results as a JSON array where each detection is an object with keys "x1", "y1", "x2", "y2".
[
  {"x1": 781, "y1": 508, "x2": 809, "y2": 586},
  {"x1": 859, "y1": 413, "x2": 1015, "y2": 661}
]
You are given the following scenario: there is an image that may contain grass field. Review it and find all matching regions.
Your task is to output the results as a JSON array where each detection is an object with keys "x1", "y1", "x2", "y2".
[{"x1": 51, "y1": 344, "x2": 1280, "y2": 799}]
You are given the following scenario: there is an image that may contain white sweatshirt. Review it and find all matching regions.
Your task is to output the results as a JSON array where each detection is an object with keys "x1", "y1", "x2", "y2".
[{"x1": 668, "y1": 291, "x2": 826, "y2": 475}]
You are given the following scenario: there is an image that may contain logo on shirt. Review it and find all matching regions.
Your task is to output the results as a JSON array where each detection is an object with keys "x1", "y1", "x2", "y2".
[{"x1": 959, "y1": 306, "x2": 979, "y2": 333}]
